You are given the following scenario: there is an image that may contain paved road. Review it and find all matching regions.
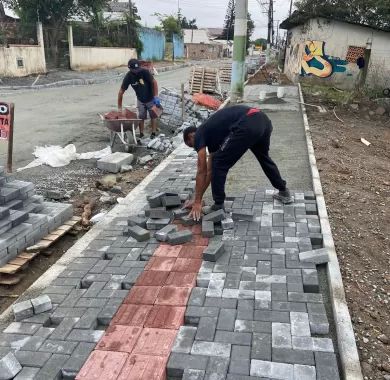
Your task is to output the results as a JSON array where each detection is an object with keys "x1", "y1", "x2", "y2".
[{"x1": 0, "y1": 67, "x2": 192, "y2": 168}]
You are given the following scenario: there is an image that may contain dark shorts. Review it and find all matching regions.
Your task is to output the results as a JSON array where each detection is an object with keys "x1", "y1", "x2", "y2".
[{"x1": 137, "y1": 100, "x2": 158, "y2": 120}]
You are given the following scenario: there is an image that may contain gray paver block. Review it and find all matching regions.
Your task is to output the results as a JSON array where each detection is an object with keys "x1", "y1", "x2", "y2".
[
  {"x1": 272, "y1": 323, "x2": 292, "y2": 349},
  {"x1": 35, "y1": 353, "x2": 69, "y2": 380},
  {"x1": 3, "y1": 322, "x2": 40, "y2": 335},
  {"x1": 206, "y1": 357, "x2": 230, "y2": 377},
  {"x1": 221, "y1": 217, "x2": 234, "y2": 230},
  {"x1": 155, "y1": 224, "x2": 177, "y2": 242},
  {"x1": 0, "y1": 352, "x2": 22, "y2": 380},
  {"x1": 191, "y1": 341, "x2": 231, "y2": 358},
  {"x1": 125, "y1": 225, "x2": 150, "y2": 242},
  {"x1": 162, "y1": 194, "x2": 182, "y2": 207},
  {"x1": 315, "y1": 352, "x2": 340, "y2": 380},
  {"x1": 203, "y1": 242, "x2": 225, "y2": 262},
  {"x1": 97, "y1": 305, "x2": 120, "y2": 326},
  {"x1": 50, "y1": 318, "x2": 79, "y2": 340},
  {"x1": 167, "y1": 353, "x2": 209, "y2": 378},
  {"x1": 39, "y1": 339, "x2": 77, "y2": 355},
  {"x1": 13, "y1": 367, "x2": 40, "y2": 380},
  {"x1": 61, "y1": 342, "x2": 95, "y2": 380},
  {"x1": 12, "y1": 300, "x2": 33, "y2": 321},
  {"x1": 167, "y1": 230, "x2": 193, "y2": 245},
  {"x1": 66, "y1": 329, "x2": 104, "y2": 343},
  {"x1": 216, "y1": 309, "x2": 237, "y2": 331},
  {"x1": 31, "y1": 295, "x2": 52, "y2": 315},
  {"x1": 146, "y1": 218, "x2": 171, "y2": 230},
  {"x1": 203, "y1": 209, "x2": 225, "y2": 223},
  {"x1": 195, "y1": 317, "x2": 217, "y2": 341},
  {"x1": 97, "y1": 152, "x2": 134, "y2": 173},
  {"x1": 147, "y1": 192, "x2": 165, "y2": 208},
  {"x1": 309, "y1": 313, "x2": 329, "y2": 335},
  {"x1": 299, "y1": 248, "x2": 329, "y2": 264},
  {"x1": 232, "y1": 210, "x2": 254, "y2": 221},
  {"x1": 293, "y1": 364, "x2": 316, "y2": 380},
  {"x1": 250, "y1": 359, "x2": 293, "y2": 379},
  {"x1": 214, "y1": 331, "x2": 252, "y2": 346},
  {"x1": 172, "y1": 326, "x2": 197, "y2": 354},
  {"x1": 188, "y1": 288, "x2": 207, "y2": 306},
  {"x1": 183, "y1": 369, "x2": 205, "y2": 380},
  {"x1": 290, "y1": 312, "x2": 311, "y2": 337},
  {"x1": 251, "y1": 333, "x2": 271, "y2": 360},
  {"x1": 148, "y1": 207, "x2": 173, "y2": 220},
  {"x1": 202, "y1": 220, "x2": 214, "y2": 238},
  {"x1": 14, "y1": 351, "x2": 51, "y2": 368},
  {"x1": 127, "y1": 216, "x2": 147, "y2": 228},
  {"x1": 272, "y1": 348, "x2": 315, "y2": 365}
]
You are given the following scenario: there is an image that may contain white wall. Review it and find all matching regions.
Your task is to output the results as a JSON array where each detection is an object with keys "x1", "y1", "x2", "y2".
[
  {"x1": 68, "y1": 26, "x2": 137, "y2": 71},
  {"x1": 284, "y1": 18, "x2": 390, "y2": 89},
  {"x1": 0, "y1": 23, "x2": 46, "y2": 78}
]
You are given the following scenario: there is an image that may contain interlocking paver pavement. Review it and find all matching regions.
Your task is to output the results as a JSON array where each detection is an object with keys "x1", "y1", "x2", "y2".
[{"x1": 0, "y1": 84, "x2": 343, "y2": 379}]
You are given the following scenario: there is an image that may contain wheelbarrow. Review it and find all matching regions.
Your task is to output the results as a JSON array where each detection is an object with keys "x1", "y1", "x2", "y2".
[{"x1": 99, "y1": 109, "x2": 142, "y2": 153}]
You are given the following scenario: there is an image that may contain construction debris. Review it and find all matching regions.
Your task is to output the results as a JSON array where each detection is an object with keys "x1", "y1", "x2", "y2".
[{"x1": 361, "y1": 138, "x2": 371, "y2": 146}]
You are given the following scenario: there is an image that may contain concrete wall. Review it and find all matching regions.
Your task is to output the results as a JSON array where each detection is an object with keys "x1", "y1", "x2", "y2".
[
  {"x1": 284, "y1": 18, "x2": 390, "y2": 89},
  {"x1": 185, "y1": 43, "x2": 223, "y2": 60},
  {"x1": 139, "y1": 27, "x2": 165, "y2": 61},
  {"x1": 68, "y1": 25, "x2": 137, "y2": 71},
  {"x1": 0, "y1": 23, "x2": 46, "y2": 77}
]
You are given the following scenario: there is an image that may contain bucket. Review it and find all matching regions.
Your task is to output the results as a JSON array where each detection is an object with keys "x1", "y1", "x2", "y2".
[
  {"x1": 259, "y1": 91, "x2": 267, "y2": 101},
  {"x1": 277, "y1": 87, "x2": 285, "y2": 98}
]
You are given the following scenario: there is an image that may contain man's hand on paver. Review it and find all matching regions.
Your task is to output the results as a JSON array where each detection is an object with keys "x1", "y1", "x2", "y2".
[
  {"x1": 189, "y1": 202, "x2": 202, "y2": 221},
  {"x1": 153, "y1": 96, "x2": 161, "y2": 107},
  {"x1": 183, "y1": 199, "x2": 195, "y2": 209}
]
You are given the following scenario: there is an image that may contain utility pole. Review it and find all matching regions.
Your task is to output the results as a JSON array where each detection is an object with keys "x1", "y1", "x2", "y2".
[
  {"x1": 230, "y1": 0, "x2": 248, "y2": 102},
  {"x1": 266, "y1": 0, "x2": 274, "y2": 51},
  {"x1": 128, "y1": 0, "x2": 133, "y2": 18},
  {"x1": 289, "y1": 0, "x2": 293, "y2": 16}
]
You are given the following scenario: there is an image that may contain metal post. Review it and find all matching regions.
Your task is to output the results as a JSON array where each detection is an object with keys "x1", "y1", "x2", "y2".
[
  {"x1": 230, "y1": 0, "x2": 248, "y2": 103},
  {"x1": 181, "y1": 83, "x2": 185, "y2": 120}
]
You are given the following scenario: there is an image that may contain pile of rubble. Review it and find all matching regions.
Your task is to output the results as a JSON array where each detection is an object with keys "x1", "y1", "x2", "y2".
[{"x1": 0, "y1": 167, "x2": 73, "y2": 267}]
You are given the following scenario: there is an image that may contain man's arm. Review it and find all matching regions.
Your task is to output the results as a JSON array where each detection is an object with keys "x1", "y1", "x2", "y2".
[
  {"x1": 190, "y1": 148, "x2": 208, "y2": 221},
  {"x1": 153, "y1": 78, "x2": 158, "y2": 97},
  {"x1": 118, "y1": 88, "x2": 125, "y2": 111}
]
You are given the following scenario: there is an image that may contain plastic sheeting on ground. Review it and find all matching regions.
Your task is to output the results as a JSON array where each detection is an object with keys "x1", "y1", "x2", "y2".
[{"x1": 17, "y1": 145, "x2": 112, "y2": 172}]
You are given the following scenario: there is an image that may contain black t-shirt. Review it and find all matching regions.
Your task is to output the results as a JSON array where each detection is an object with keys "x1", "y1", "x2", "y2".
[
  {"x1": 121, "y1": 68, "x2": 154, "y2": 103},
  {"x1": 194, "y1": 105, "x2": 251, "y2": 153}
]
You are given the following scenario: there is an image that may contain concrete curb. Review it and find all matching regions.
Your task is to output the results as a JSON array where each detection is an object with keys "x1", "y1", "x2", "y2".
[
  {"x1": 298, "y1": 83, "x2": 363, "y2": 380},
  {"x1": 0, "y1": 63, "x2": 191, "y2": 92},
  {"x1": 0, "y1": 144, "x2": 186, "y2": 327}
]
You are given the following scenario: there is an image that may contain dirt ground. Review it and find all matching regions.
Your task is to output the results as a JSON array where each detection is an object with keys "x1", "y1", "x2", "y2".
[
  {"x1": 302, "y1": 84, "x2": 390, "y2": 380},
  {"x1": 248, "y1": 65, "x2": 292, "y2": 86}
]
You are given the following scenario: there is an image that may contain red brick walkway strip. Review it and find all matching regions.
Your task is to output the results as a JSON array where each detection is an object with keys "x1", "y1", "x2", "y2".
[{"x1": 76, "y1": 227, "x2": 208, "y2": 380}]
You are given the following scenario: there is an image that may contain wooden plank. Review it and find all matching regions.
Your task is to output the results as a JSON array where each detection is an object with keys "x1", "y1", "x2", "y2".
[
  {"x1": 0, "y1": 264, "x2": 20, "y2": 274},
  {"x1": 0, "y1": 274, "x2": 21, "y2": 285},
  {"x1": 8, "y1": 257, "x2": 29, "y2": 266},
  {"x1": 200, "y1": 67, "x2": 205, "y2": 94}
]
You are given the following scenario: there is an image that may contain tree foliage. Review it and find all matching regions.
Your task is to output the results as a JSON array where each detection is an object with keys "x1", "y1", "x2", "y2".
[
  {"x1": 294, "y1": 0, "x2": 390, "y2": 30},
  {"x1": 220, "y1": 0, "x2": 255, "y2": 49},
  {"x1": 180, "y1": 16, "x2": 198, "y2": 29},
  {"x1": 154, "y1": 13, "x2": 182, "y2": 42}
]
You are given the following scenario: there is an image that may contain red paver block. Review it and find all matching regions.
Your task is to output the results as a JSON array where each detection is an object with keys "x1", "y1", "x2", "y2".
[
  {"x1": 165, "y1": 272, "x2": 197, "y2": 287},
  {"x1": 124, "y1": 286, "x2": 161, "y2": 305},
  {"x1": 145, "y1": 257, "x2": 176, "y2": 271},
  {"x1": 192, "y1": 235, "x2": 209, "y2": 246},
  {"x1": 179, "y1": 246, "x2": 204, "y2": 259},
  {"x1": 145, "y1": 305, "x2": 185, "y2": 330},
  {"x1": 155, "y1": 286, "x2": 192, "y2": 306},
  {"x1": 111, "y1": 304, "x2": 152, "y2": 327},
  {"x1": 133, "y1": 328, "x2": 177, "y2": 356},
  {"x1": 153, "y1": 245, "x2": 182, "y2": 258},
  {"x1": 191, "y1": 224, "x2": 202, "y2": 235},
  {"x1": 172, "y1": 258, "x2": 202, "y2": 273},
  {"x1": 76, "y1": 350, "x2": 128, "y2": 380},
  {"x1": 117, "y1": 354, "x2": 167, "y2": 380},
  {"x1": 96, "y1": 325, "x2": 142, "y2": 353},
  {"x1": 136, "y1": 271, "x2": 169, "y2": 286}
]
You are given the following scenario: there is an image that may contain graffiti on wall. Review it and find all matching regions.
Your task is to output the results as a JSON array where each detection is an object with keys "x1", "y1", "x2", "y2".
[{"x1": 301, "y1": 40, "x2": 348, "y2": 78}]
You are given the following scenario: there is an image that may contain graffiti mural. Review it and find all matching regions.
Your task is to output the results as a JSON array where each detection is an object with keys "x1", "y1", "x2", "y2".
[{"x1": 301, "y1": 40, "x2": 348, "y2": 78}]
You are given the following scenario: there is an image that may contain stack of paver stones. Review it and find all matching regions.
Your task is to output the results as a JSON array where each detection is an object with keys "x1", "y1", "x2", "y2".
[
  {"x1": 0, "y1": 167, "x2": 73, "y2": 267},
  {"x1": 0, "y1": 148, "x2": 340, "y2": 379},
  {"x1": 159, "y1": 89, "x2": 213, "y2": 131}
]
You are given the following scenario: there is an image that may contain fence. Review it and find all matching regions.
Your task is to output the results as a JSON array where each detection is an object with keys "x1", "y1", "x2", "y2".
[
  {"x1": 138, "y1": 27, "x2": 165, "y2": 61},
  {"x1": 0, "y1": 23, "x2": 46, "y2": 77},
  {"x1": 172, "y1": 33, "x2": 184, "y2": 59}
]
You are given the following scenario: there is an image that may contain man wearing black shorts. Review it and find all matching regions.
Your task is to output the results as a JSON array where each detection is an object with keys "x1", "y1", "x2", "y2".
[
  {"x1": 118, "y1": 59, "x2": 160, "y2": 138},
  {"x1": 183, "y1": 105, "x2": 293, "y2": 220}
]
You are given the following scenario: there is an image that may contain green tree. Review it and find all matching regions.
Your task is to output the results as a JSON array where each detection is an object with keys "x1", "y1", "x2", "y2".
[
  {"x1": 180, "y1": 16, "x2": 198, "y2": 30},
  {"x1": 253, "y1": 38, "x2": 267, "y2": 50},
  {"x1": 294, "y1": 0, "x2": 390, "y2": 30},
  {"x1": 4, "y1": 0, "x2": 108, "y2": 65},
  {"x1": 153, "y1": 13, "x2": 182, "y2": 42}
]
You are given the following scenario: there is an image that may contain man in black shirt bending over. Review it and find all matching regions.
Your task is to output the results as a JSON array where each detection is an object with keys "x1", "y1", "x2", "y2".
[
  {"x1": 183, "y1": 105, "x2": 293, "y2": 220},
  {"x1": 118, "y1": 59, "x2": 160, "y2": 138}
]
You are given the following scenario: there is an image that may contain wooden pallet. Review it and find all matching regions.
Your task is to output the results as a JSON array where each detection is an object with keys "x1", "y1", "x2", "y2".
[
  {"x1": 219, "y1": 64, "x2": 232, "y2": 84},
  {"x1": 0, "y1": 216, "x2": 81, "y2": 284},
  {"x1": 190, "y1": 67, "x2": 219, "y2": 94}
]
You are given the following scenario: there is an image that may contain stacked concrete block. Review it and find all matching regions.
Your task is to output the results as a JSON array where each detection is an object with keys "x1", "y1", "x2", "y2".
[
  {"x1": 167, "y1": 230, "x2": 193, "y2": 245},
  {"x1": 0, "y1": 169, "x2": 73, "y2": 267},
  {"x1": 12, "y1": 295, "x2": 52, "y2": 321},
  {"x1": 97, "y1": 152, "x2": 134, "y2": 173}
]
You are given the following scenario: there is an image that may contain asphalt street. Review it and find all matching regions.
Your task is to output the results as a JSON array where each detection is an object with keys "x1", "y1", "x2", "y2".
[{"x1": 0, "y1": 66, "x2": 192, "y2": 168}]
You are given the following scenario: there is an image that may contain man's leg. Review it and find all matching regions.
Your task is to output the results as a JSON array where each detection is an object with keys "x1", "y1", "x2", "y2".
[
  {"x1": 150, "y1": 118, "x2": 158, "y2": 136},
  {"x1": 212, "y1": 128, "x2": 252, "y2": 205},
  {"x1": 249, "y1": 122, "x2": 292, "y2": 203},
  {"x1": 137, "y1": 100, "x2": 147, "y2": 137}
]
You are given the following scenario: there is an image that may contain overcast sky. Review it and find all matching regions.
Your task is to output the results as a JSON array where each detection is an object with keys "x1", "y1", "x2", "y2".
[{"x1": 133, "y1": 0, "x2": 292, "y2": 40}]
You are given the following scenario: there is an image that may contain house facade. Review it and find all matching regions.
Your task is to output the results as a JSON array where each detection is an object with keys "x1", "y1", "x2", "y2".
[
  {"x1": 183, "y1": 29, "x2": 223, "y2": 59},
  {"x1": 280, "y1": 15, "x2": 390, "y2": 90}
]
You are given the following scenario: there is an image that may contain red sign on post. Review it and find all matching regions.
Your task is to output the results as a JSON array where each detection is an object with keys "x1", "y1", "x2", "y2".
[{"x1": 0, "y1": 102, "x2": 15, "y2": 172}]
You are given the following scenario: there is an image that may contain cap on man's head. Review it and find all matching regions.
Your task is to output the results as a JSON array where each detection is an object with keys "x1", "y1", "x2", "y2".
[{"x1": 128, "y1": 59, "x2": 140, "y2": 70}]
